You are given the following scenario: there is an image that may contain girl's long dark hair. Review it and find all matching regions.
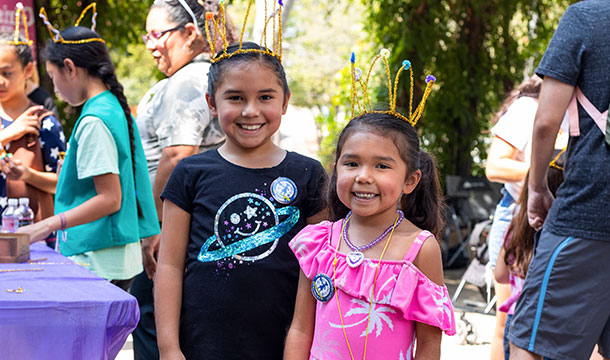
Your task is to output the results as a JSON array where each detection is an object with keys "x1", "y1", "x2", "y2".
[
  {"x1": 327, "y1": 112, "x2": 445, "y2": 238},
  {"x1": 44, "y1": 27, "x2": 142, "y2": 215},
  {"x1": 504, "y1": 166, "x2": 564, "y2": 277}
]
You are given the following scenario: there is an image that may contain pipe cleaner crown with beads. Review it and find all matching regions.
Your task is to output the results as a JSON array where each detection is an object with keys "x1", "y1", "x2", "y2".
[
  {"x1": 0, "y1": 3, "x2": 33, "y2": 46},
  {"x1": 39, "y1": 3, "x2": 105, "y2": 44},
  {"x1": 350, "y1": 48, "x2": 435, "y2": 127},
  {"x1": 202, "y1": 0, "x2": 283, "y2": 63}
]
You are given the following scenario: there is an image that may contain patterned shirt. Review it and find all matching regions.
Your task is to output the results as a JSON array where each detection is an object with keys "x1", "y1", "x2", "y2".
[{"x1": 135, "y1": 54, "x2": 225, "y2": 184}]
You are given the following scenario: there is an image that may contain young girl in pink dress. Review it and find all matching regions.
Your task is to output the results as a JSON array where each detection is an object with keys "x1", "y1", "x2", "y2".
[{"x1": 285, "y1": 112, "x2": 456, "y2": 359}]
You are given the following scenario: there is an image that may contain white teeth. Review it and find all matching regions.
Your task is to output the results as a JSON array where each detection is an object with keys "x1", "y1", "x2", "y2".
[
  {"x1": 240, "y1": 124, "x2": 262, "y2": 130},
  {"x1": 354, "y1": 192, "x2": 376, "y2": 199}
]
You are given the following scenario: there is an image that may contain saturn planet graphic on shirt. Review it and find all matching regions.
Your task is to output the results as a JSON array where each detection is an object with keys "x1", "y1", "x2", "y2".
[{"x1": 198, "y1": 186, "x2": 300, "y2": 263}]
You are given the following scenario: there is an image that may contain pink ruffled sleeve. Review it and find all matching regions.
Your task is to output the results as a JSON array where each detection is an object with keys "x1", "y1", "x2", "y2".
[
  {"x1": 391, "y1": 265, "x2": 457, "y2": 335},
  {"x1": 289, "y1": 221, "x2": 334, "y2": 279}
]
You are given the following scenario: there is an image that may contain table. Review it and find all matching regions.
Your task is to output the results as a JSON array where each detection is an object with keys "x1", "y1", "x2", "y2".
[{"x1": 0, "y1": 242, "x2": 140, "y2": 360}]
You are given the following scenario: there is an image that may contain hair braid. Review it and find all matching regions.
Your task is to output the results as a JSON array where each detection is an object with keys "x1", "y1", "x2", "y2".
[
  {"x1": 44, "y1": 26, "x2": 143, "y2": 217},
  {"x1": 100, "y1": 67, "x2": 143, "y2": 217}
]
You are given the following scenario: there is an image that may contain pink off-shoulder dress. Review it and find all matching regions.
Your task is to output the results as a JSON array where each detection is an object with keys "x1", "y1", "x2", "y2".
[{"x1": 289, "y1": 220, "x2": 456, "y2": 360}]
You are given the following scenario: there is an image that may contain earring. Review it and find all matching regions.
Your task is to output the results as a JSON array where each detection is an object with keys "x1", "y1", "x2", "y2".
[{"x1": 182, "y1": 43, "x2": 194, "y2": 54}]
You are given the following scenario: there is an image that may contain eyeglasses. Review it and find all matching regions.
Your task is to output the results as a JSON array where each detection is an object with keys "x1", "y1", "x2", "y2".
[{"x1": 142, "y1": 25, "x2": 184, "y2": 44}]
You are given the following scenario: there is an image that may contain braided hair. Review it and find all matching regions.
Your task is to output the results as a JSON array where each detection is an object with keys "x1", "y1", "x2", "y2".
[{"x1": 44, "y1": 26, "x2": 142, "y2": 216}]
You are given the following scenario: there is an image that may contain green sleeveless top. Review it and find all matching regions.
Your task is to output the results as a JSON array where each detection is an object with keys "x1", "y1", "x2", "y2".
[{"x1": 55, "y1": 91, "x2": 159, "y2": 256}]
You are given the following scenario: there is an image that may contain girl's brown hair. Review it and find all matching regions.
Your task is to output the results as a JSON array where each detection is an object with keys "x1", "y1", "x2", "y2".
[
  {"x1": 491, "y1": 75, "x2": 542, "y2": 125},
  {"x1": 504, "y1": 163, "x2": 564, "y2": 277}
]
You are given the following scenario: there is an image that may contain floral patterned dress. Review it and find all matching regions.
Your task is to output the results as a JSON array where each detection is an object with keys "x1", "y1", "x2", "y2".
[{"x1": 290, "y1": 220, "x2": 456, "y2": 360}]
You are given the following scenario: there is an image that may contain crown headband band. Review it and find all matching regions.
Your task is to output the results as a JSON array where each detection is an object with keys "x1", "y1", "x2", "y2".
[
  {"x1": 169, "y1": 0, "x2": 201, "y2": 35},
  {"x1": 202, "y1": 0, "x2": 283, "y2": 63},
  {"x1": 350, "y1": 49, "x2": 435, "y2": 127},
  {"x1": 0, "y1": 3, "x2": 33, "y2": 46},
  {"x1": 39, "y1": 3, "x2": 105, "y2": 45}
]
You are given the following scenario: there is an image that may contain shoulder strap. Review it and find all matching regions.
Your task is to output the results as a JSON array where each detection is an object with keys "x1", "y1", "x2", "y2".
[
  {"x1": 403, "y1": 230, "x2": 434, "y2": 262},
  {"x1": 329, "y1": 220, "x2": 343, "y2": 249},
  {"x1": 567, "y1": 87, "x2": 608, "y2": 137}
]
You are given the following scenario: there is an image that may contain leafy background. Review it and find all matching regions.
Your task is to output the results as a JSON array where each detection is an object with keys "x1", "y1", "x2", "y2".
[{"x1": 32, "y1": 0, "x2": 576, "y2": 179}]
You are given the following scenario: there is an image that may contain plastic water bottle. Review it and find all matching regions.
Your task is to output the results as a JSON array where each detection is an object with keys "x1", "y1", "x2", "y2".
[
  {"x1": 15, "y1": 197, "x2": 34, "y2": 229},
  {"x1": 2, "y1": 198, "x2": 18, "y2": 233}
]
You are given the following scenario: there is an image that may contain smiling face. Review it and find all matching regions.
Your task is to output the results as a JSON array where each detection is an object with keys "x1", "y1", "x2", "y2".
[
  {"x1": 0, "y1": 46, "x2": 31, "y2": 104},
  {"x1": 336, "y1": 130, "x2": 420, "y2": 221},
  {"x1": 145, "y1": 6, "x2": 194, "y2": 77},
  {"x1": 207, "y1": 61, "x2": 289, "y2": 153}
]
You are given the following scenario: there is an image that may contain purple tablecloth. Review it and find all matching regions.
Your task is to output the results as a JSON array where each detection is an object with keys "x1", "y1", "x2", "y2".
[{"x1": 0, "y1": 242, "x2": 140, "y2": 360}]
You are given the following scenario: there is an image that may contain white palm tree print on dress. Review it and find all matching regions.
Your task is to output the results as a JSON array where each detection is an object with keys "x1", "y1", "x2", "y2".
[
  {"x1": 292, "y1": 237, "x2": 310, "y2": 257},
  {"x1": 329, "y1": 275, "x2": 397, "y2": 337},
  {"x1": 399, "y1": 340, "x2": 414, "y2": 360},
  {"x1": 431, "y1": 285, "x2": 452, "y2": 323},
  {"x1": 313, "y1": 328, "x2": 345, "y2": 359}
]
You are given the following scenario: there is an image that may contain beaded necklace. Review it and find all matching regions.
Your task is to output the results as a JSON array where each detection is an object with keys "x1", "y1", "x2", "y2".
[
  {"x1": 332, "y1": 211, "x2": 401, "y2": 360},
  {"x1": 342, "y1": 210, "x2": 404, "y2": 267}
]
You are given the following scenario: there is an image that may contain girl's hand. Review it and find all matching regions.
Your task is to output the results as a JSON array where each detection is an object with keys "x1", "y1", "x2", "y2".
[
  {"x1": 142, "y1": 234, "x2": 161, "y2": 279},
  {"x1": 19, "y1": 219, "x2": 55, "y2": 244},
  {"x1": 527, "y1": 185, "x2": 554, "y2": 231},
  {"x1": 1, "y1": 157, "x2": 30, "y2": 181},
  {"x1": 2, "y1": 105, "x2": 44, "y2": 143}
]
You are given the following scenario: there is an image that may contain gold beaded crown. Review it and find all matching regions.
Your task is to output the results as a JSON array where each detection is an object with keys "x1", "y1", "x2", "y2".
[
  {"x1": 39, "y1": 3, "x2": 105, "y2": 45},
  {"x1": 0, "y1": 3, "x2": 33, "y2": 46},
  {"x1": 202, "y1": 0, "x2": 283, "y2": 63},
  {"x1": 350, "y1": 49, "x2": 435, "y2": 127}
]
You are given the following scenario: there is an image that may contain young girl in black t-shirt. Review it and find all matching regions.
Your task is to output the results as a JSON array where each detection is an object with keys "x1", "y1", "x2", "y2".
[{"x1": 155, "y1": 41, "x2": 327, "y2": 359}]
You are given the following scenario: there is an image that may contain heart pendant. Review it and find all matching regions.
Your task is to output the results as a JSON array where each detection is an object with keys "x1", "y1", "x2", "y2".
[{"x1": 347, "y1": 251, "x2": 364, "y2": 268}]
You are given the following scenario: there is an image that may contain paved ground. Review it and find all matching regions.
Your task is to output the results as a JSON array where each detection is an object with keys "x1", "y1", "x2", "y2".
[{"x1": 441, "y1": 267, "x2": 495, "y2": 358}]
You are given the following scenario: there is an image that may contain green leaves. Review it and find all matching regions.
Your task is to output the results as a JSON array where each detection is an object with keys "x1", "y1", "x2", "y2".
[{"x1": 362, "y1": 0, "x2": 575, "y2": 177}]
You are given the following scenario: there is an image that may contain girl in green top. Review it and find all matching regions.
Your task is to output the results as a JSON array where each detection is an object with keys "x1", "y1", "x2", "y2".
[{"x1": 21, "y1": 20, "x2": 159, "y2": 290}]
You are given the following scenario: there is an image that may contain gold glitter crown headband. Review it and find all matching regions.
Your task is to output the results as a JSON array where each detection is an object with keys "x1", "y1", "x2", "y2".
[
  {"x1": 202, "y1": 0, "x2": 283, "y2": 63},
  {"x1": 0, "y1": 3, "x2": 33, "y2": 46},
  {"x1": 39, "y1": 3, "x2": 105, "y2": 45},
  {"x1": 350, "y1": 49, "x2": 435, "y2": 127}
]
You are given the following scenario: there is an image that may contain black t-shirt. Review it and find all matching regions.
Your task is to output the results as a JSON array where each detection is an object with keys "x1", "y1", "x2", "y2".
[
  {"x1": 161, "y1": 150, "x2": 327, "y2": 359},
  {"x1": 536, "y1": 0, "x2": 610, "y2": 240}
]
